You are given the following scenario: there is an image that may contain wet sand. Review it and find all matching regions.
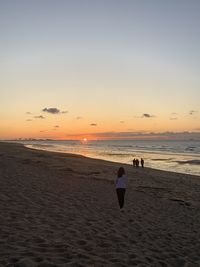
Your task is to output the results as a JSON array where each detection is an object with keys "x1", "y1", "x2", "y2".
[{"x1": 0, "y1": 142, "x2": 200, "y2": 267}]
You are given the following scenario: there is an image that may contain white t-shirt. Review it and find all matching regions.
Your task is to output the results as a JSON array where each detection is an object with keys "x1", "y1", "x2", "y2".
[{"x1": 116, "y1": 174, "x2": 128, "y2": 189}]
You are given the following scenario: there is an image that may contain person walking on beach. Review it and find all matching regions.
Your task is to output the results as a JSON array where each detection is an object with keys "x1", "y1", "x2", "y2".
[
  {"x1": 133, "y1": 158, "x2": 136, "y2": 167},
  {"x1": 135, "y1": 158, "x2": 139, "y2": 167},
  {"x1": 141, "y1": 158, "x2": 144, "y2": 168},
  {"x1": 116, "y1": 167, "x2": 128, "y2": 211}
]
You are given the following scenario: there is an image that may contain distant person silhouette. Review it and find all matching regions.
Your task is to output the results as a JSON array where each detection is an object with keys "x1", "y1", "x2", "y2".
[
  {"x1": 141, "y1": 158, "x2": 144, "y2": 168},
  {"x1": 133, "y1": 158, "x2": 136, "y2": 167},
  {"x1": 116, "y1": 167, "x2": 128, "y2": 211},
  {"x1": 135, "y1": 158, "x2": 139, "y2": 167}
]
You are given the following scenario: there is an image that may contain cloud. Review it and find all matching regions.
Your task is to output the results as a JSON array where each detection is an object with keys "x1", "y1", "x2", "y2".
[
  {"x1": 142, "y1": 113, "x2": 155, "y2": 118},
  {"x1": 90, "y1": 123, "x2": 97, "y2": 126},
  {"x1": 120, "y1": 121, "x2": 125, "y2": 123},
  {"x1": 34, "y1": 115, "x2": 45, "y2": 119},
  {"x1": 42, "y1": 107, "x2": 68, "y2": 114},
  {"x1": 26, "y1": 112, "x2": 32, "y2": 115},
  {"x1": 76, "y1": 116, "x2": 83, "y2": 120},
  {"x1": 54, "y1": 125, "x2": 59, "y2": 128},
  {"x1": 26, "y1": 119, "x2": 32, "y2": 121},
  {"x1": 135, "y1": 113, "x2": 156, "y2": 119},
  {"x1": 189, "y1": 110, "x2": 197, "y2": 115},
  {"x1": 169, "y1": 117, "x2": 178, "y2": 120}
]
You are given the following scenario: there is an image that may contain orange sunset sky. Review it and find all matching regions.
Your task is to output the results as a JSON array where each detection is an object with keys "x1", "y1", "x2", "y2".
[{"x1": 1, "y1": 1, "x2": 200, "y2": 140}]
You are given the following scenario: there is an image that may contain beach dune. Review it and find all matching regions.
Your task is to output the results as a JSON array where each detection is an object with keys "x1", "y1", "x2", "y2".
[{"x1": 0, "y1": 142, "x2": 200, "y2": 267}]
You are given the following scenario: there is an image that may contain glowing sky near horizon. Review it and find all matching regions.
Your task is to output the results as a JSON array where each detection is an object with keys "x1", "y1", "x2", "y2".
[{"x1": 0, "y1": 0, "x2": 200, "y2": 140}]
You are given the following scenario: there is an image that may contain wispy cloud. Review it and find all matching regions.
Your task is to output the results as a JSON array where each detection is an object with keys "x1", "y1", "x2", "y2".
[
  {"x1": 54, "y1": 125, "x2": 59, "y2": 128},
  {"x1": 34, "y1": 115, "x2": 45, "y2": 119},
  {"x1": 189, "y1": 110, "x2": 197, "y2": 115},
  {"x1": 90, "y1": 123, "x2": 97, "y2": 126},
  {"x1": 26, "y1": 119, "x2": 32, "y2": 121},
  {"x1": 135, "y1": 113, "x2": 156, "y2": 119},
  {"x1": 76, "y1": 116, "x2": 83, "y2": 120},
  {"x1": 26, "y1": 112, "x2": 32, "y2": 115},
  {"x1": 120, "y1": 121, "x2": 125, "y2": 123},
  {"x1": 142, "y1": 113, "x2": 156, "y2": 118},
  {"x1": 170, "y1": 112, "x2": 178, "y2": 120},
  {"x1": 169, "y1": 117, "x2": 178, "y2": 120},
  {"x1": 42, "y1": 107, "x2": 68, "y2": 114}
]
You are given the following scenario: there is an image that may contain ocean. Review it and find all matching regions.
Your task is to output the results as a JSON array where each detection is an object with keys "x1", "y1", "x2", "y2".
[{"x1": 15, "y1": 139, "x2": 200, "y2": 176}]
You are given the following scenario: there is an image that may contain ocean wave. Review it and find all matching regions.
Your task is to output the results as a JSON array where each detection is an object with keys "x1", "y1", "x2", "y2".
[
  {"x1": 152, "y1": 158, "x2": 173, "y2": 161},
  {"x1": 31, "y1": 144, "x2": 55, "y2": 148},
  {"x1": 185, "y1": 146, "x2": 195, "y2": 151},
  {"x1": 108, "y1": 144, "x2": 133, "y2": 148},
  {"x1": 176, "y1": 160, "x2": 200, "y2": 165},
  {"x1": 100, "y1": 152, "x2": 135, "y2": 157}
]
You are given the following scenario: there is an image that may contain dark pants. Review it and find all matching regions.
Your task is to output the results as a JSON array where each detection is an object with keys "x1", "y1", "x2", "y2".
[{"x1": 116, "y1": 188, "x2": 126, "y2": 209}]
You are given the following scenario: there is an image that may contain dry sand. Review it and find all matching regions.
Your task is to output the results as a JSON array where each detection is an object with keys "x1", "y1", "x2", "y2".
[{"x1": 0, "y1": 142, "x2": 200, "y2": 267}]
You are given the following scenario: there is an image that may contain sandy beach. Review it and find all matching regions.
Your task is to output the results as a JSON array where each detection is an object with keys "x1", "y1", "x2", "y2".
[{"x1": 0, "y1": 142, "x2": 200, "y2": 267}]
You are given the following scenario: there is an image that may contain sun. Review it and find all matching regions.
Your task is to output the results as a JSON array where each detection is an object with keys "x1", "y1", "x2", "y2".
[{"x1": 83, "y1": 137, "x2": 87, "y2": 142}]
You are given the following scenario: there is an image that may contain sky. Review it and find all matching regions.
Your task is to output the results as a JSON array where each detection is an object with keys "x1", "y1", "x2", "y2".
[{"x1": 1, "y1": 0, "x2": 200, "y2": 140}]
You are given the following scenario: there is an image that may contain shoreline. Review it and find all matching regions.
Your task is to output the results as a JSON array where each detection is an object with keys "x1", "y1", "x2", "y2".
[
  {"x1": 12, "y1": 140, "x2": 200, "y2": 178},
  {"x1": 16, "y1": 138, "x2": 200, "y2": 176},
  {"x1": 0, "y1": 141, "x2": 200, "y2": 266},
  {"x1": 26, "y1": 144, "x2": 200, "y2": 179}
]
